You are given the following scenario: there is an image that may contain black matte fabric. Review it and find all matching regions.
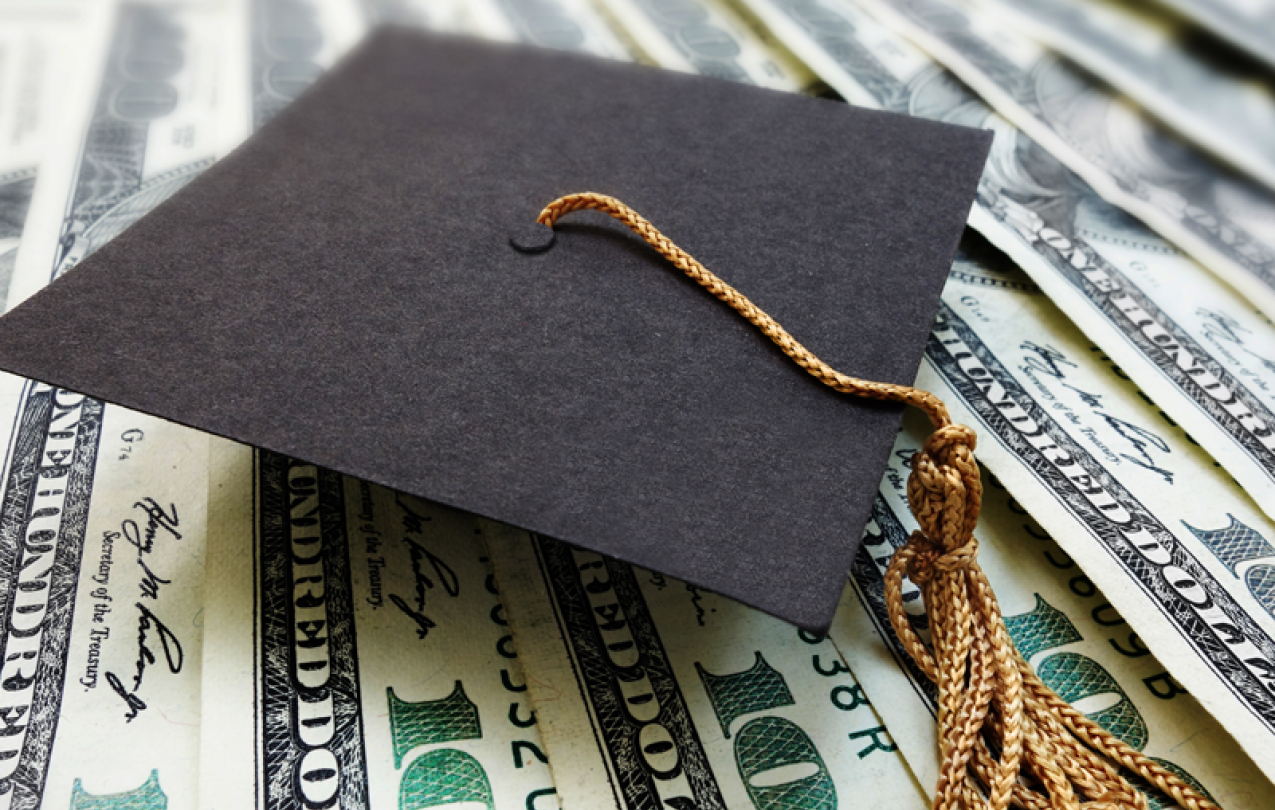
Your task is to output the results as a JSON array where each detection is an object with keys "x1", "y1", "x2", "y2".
[{"x1": 0, "y1": 29, "x2": 990, "y2": 631}]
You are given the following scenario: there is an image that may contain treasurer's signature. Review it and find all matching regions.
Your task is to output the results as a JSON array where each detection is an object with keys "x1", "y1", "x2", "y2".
[{"x1": 106, "y1": 498, "x2": 185, "y2": 721}]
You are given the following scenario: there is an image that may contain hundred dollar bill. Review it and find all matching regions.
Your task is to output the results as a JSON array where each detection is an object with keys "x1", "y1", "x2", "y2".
[
  {"x1": 1149, "y1": 0, "x2": 1275, "y2": 74},
  {"x1": 0, "y1": 385, "x2": 210, "y2": 810},
  {"x1": 965, "y1": 0, "x2": 1275, "y2": 193},
  {"x1": 0, "y1": 1, "x2": 83, "y2": 310},
  {"x1": 743, "y1": 0, "x2": 1275, "y2": 572},
  {"x1": 8, "y1": 0, "x2": 224, "y2": 310},
  {"x1": 484, "y1": 526, "x2": 929, "y2": 810},
  {"x1": 844, "y1": 0, "x2": 1275, "y2": 323},
  {"x1": 839, "y1": 415, "x2": 1274, "y2": 808},
  {"x1": 0, "y1": 2, "x2": 217, "y2": 805},
  {"x1": 464, "y1": 0, "x2": 639, "y2": 59},
  {"x1": 600, "y1": 0, "x2": 817, "y2": 90},
  {"x1": 361, "y1": 0, "x2": 463, "y2": 29},
  {"x1": 833, "y1": 230, "x2": 1275, "y2": 785},
  {"x1": 217, "y1": 0, "x2": 366, "y2": 158},
  {"x1": 362, "y1": 0, "x2": 636, "y2": 59},
  {"x1": 198, "y1": 442, "x2": 559, "y2": 810}
]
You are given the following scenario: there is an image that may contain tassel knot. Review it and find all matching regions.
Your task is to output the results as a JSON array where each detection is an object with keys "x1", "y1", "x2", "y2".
[
  {"x1": 904, "y1": 530, "x2": 976, "y2": 585},
  {"x1": 534, "y1": 193, "x2": 1219, "y2": 810},
  {"x1": 904, "y1": 422, "x2": 982, "y2": 587},
  {"x1": 908, "y1": 423, "x2": 981, "y2": 550},
  {"x1": 886, "y1": 421, "x2": 1213, "y2": 809}
]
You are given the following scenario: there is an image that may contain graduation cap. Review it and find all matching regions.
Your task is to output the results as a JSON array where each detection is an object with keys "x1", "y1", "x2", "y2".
[
  {"x1": 0, "y1": 30, "x2": 1227, "y2": 807},
  {"x1": 0, "y1": 29, "x2": 988, "y2": 632}
]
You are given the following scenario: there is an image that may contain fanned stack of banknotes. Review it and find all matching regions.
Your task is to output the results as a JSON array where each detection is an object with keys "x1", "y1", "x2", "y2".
[{"x1": 2, "y1": 0, "x2": 1274, "y2": 806}]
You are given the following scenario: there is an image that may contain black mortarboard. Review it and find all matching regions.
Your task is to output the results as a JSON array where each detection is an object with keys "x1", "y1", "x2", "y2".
[{"x1": 0, "y1": 29, "x2": 988, "y2": 631}]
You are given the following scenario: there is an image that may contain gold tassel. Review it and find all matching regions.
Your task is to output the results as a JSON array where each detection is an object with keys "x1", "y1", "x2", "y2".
[{"x1": 537, "y1": 192, "x2": 1221, "y2": 810}]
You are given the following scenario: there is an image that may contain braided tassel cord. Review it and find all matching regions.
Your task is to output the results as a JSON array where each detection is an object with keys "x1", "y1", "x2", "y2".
[{"x1": 537, "y1": 193, "x2": 1221, "y2": 810}]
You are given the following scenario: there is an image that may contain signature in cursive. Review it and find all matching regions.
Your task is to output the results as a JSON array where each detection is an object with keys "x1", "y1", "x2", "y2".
[
  {"x1": 122, "y1": 498, "x2": 181, "y2": 555},
  {"x1": 404, "y1": 536, "x2": 459, "y2": 601},
  {"x1": 106, "y1": 603, "x2": 183, "y2": 722},
  {"x1": 685, "y1": 583, "x2": 710, "y2": 626},
  {"x1": 1198, "y1": 308, "x2": 1250, "y2": 346},
  {"x1": 1021, "y1": 341, "x2": 1174, "y2": 483},
  {"x1": 1099, "y1": 413, "x2": 1173, "y2": 484},
  {"x1": 105, "y1": 497, "x2": 185, "y2": 720},
  {"x1": 1198, "y1": 307, "x2": 1275, "y2": 374},
  {"x1": 1022, "y1": 341, "x2": 1103, "y2": 407},
  {"x1": 137, "y1": 559, "x2": 171, "y2": 600},
  {"x1": 389, "y1": 594, "x2": 436, "y2": 640},
  {"x1": 389, "y1": 498, "x2": 461, "y2": 639},
  {"x1": 1021, "y1": 340, "x2": 1078, "y2": 380},
  {"x1": 388, "y1": 536, "x2": 461, "y2": 640}
]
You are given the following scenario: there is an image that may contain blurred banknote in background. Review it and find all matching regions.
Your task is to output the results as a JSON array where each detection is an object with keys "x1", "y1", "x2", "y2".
[
  {"x1": 465, "y1": 0, "x2": 639, "y2": 57},
  {"x1": 599, "y1": 0, "x2": 819, "y2": 90},
  {"x1": 963, "y1": 0, "x2": 1275, "y2": 192},
  {"x1": 843, "y1": 0, "x2": 1275, "y2": 322},
  {"x1": 958, "y1": 0, "x2": 1275, "y2": 191},
  {"x1": 4, "y1": 0, "x2": 1275, "y2": 806},
  {"x1": 0, "y1": 2, "x2": 81, "y2": 307},
  {"x1": 9, "y1": 0, "x2": 223, "y2": 309},
  {"x1": 1150, "y1": 0, "x2": 1275, "y2": 73}
]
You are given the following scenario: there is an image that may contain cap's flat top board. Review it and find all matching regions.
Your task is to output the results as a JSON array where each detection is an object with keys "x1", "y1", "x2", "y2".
[{"x1": 0, "y1": 29, "x2": 989, "y2": 631}]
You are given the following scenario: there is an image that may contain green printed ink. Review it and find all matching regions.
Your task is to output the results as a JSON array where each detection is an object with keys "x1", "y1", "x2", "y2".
[
  {"x1": 399, "y1": 749, "x2": 495, "y2": 810},
  {"x1": 387, "y1": 681, "x2": 482, "y2": 768},
  {"x1": 696, "y1": 653, "x2": 836, "y2": 807},
  {"x1": 1004, "y1": 594, "x2": 1083, "y2": 660},
  {"x1": 696, "y1": 652, "x2": 794, "y2": 738},
  {"x1": 734, "y1": 716, "x2": 836, "y2": 810},
  {"x1": 1186, "y1": 515, "x2": 1275, "y2": 618},
  {"x1": 1186, "y1": 515, "x2": 1275, "y2": 572},
  {"x1": 847, "y1": 726, "x2": 898, "y2": 759},
  {"x1": 69, "y1": 770, "x2": 166, "y2": 810},
  {"x1": 1244, "y1": 565, "x2": 1275, "y2": 617},
  {"x1": 1038, "y1": 653, "x2": 1148, "y2": 751}
]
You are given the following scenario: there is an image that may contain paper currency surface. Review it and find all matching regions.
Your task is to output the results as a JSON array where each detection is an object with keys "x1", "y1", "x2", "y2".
[
  {"x1": 1148, "y1": 0, "x2": 1275, "y2": 73},
  {"x1": 964, "y1": 0, "x2": 1275, "y2": 193},
  {"x1": 600, "y1": 0, "x2": 817, "y2": 90},
  {"x1": 9, "y1": 394, "x2": 209, "y2": 810},
  {"x1": 464, "y1": 0, "x2": 638, "y2": 58},
  {"x1": 360, "y1": 0, "x2": 463, "y2": 29},
  {"x1": 215, "y1": 0, "x2": 366, "y2": 159},
  {"x1": 840, "y1": 414, "x2": 1274, "y2": 809},
  {"x1": 0, "y1": 2, "x2": 82, "y2": 310},
  {"x1": 9, "y1": 0, "x2": 224, "y2": 311},
  {"x1": 0, "y1": 2, "x2": 216, "y2": 805},
  {"x1": 883, "y1": 230, "x2": 1275, "y2": 787},
  {"x1": 485, "y1": 526, "x2": 929, "y2": 810},
  {"x1": 844, "y1": 0, "x2": 1275, "y2": 324},
  {"x1": 743, "y1": 0, "x2": 1275, "y2": 778},
  {"x1": 198, "y1": 442, "x2": 559, "y2": 810},
  {"x1": 746, "y1": 0, "x2": 1275, "y2": 618}
]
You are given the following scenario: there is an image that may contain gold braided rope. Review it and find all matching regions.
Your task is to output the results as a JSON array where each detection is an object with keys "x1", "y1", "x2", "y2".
[{"x1": 538, "y1": 192, "x2": 1222, "y2": 810}]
